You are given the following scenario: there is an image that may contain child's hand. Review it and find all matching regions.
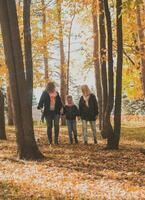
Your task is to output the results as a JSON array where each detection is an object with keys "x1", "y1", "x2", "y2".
[{"x1": 60, "y1": 108, "x2": 64, "y2": 115}]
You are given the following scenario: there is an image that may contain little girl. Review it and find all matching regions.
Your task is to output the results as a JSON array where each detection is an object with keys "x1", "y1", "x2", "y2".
[{"x1": 64, "y1": 95, "x2": 79, "y2": 144}]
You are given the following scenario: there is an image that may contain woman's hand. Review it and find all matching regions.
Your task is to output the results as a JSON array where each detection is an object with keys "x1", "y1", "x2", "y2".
[{"x1": 60, "y1": 108, "x2": 64, "y2": 115}]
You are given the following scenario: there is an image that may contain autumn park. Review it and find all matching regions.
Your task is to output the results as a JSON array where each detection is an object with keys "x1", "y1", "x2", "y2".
[{"x1": 0, "y1": 0, "x2": 145, "y2": 199}]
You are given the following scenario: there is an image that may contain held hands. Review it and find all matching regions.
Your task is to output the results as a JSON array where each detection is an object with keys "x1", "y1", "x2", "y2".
[
  {"x1": 60, "y1": 108, "x2": 64, "y2": 115},
  {"x1": 77, "y1": 116, "x2": 81, "y2": 121}
]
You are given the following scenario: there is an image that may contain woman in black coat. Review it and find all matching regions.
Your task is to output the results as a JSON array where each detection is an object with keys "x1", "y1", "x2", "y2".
[
  {"x1": 79, "y1": 85, "x2": 98, "y2": 144},
  {"x1": 38, "y1": 82, "x2": 63, "y2": 145}
]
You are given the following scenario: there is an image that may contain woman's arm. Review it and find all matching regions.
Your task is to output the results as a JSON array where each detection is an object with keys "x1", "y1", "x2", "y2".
[
  {"x1": 93, "y1": 95, "x2": 98, "y2": 116},
  {"x1": 37, "y1": 91, "x2": 45, "y2": 110}
]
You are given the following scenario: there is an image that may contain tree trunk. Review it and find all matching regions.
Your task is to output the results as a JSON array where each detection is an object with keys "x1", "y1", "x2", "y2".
[
  {"x1": 114, "y1": 0, "x2": 123, "y2": 149},
  {"x1": 23, "y1": 0, "x2": 33, "y2": 117},
  {"x1": 136, "y1": 4, "x2": 145, "y2": 96},
  {"x1": 41, "y1": 0, "x2": 49, "y2": 84},
  {"x1": 0, "y1": 89, "x2": 6, "y2": 140},
  {"x1": 0, "y1": 0, "x2": 44, "y2": 160},
  {"x1": 66, "y1": 9, "x2": 75, "y2": 95},
  {"x1": 7, "y1": 85, "x2": 14, "y2": 126},
  {"x1": 56, "y1": 0, "x2": 67, "y2": 125},
  {"x1": 103, "y1": 0, "x2": 114, "y2": 148},
  {"x1": 99, "y1": 0, "x2": 108, "y2": 134},
  {"x1": 92, "y1": 0, "x2": 103, "y2": 130}
]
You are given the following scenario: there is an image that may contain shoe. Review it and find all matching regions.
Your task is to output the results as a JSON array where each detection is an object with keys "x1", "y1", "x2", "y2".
[
  {"x1": 84, "y1": 141, "x2": 88, "y2": 145},
  {"x1": 54, "y1": 142, "x2": 59, "y2": 145},
  {"x1": 48, "y1": 141, "x2": 52, "y2": 145},
  {"x1": 75, "y1": 140, "x2": 78, "y2": 144},
  {"x1": 94, "y1": 140, "x2": 97, "y2": 144}
]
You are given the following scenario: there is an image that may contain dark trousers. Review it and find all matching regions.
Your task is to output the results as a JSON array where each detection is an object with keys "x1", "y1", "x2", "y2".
[
  {"x1": 67, "y1": 120, "x2": 78, "y2": 144},
  {"x1": 46, "y1": 114, "x2": 60, "y2": 144}
]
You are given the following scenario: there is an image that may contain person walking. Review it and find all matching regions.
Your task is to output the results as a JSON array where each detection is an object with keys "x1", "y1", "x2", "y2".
[
  {"x1": 79, "y1": 85, "x2": 98, "y2": 144},
  {"x1": 38, "y1": 82, "x2": 63, "y2": 145}
]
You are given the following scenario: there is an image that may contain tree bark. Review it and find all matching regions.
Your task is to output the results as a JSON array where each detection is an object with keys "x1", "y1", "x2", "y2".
[
  {"x1": 7, "y1": 85, "x2": 14, "y2": 126},
  {"x1": 114, "y1": 0, "x2": 123, "y2": 149},
  {"x1": 92, "y1": 0, "x2": 103, "y2": 130},
  {"x1": 99, "y1": 0, "x2": 108, "y2": 134},
  {"x1": 23, "y1": 0, "x2": 33, "y2": 117},
  {"x1": 0, "y1": 0, "x2": 44, "y2": 160},
  {"x1": 66, "y1": 14, "x2": 75, "y2": 95},
  {"x1": 136, "y1": 4, "x2": 145, "y2": 96},
  {"x1": 0, "y1": 89, "x2": 6, "y2": 140},
  {"x1": 56, "y1": 0, "x2": 67, "y2": 125},
  {"x1": 103, "y1": 0, "x2": 114, "y2": 147},
  {"x1": 41, "y1": 0, "x2": 49, "y2": 84}
]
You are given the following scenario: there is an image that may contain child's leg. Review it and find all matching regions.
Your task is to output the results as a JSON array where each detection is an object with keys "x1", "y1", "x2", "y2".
[
  {"x1": 67, "y1": 120, "x2": 73, "y2": 144},
  {"x1": 54, "y1": 114, "x2": 60, "y2": 144},
  {"x1": 72, "y1": 120, "x2": 78, "y2": 143},
  {"x1": 90, "y1": 121, "x2": 97, "y2": 144},
  {"x1": 46, "y1": 116, "x2": 53, "y2": 144},
  {"x1": 82, "y1": 120, "x2": 88, "y2": 144}
]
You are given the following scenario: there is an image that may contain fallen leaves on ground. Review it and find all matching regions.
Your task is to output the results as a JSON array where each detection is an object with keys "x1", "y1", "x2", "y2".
[{"x1": 0, "y1": 126, "x2": 145, "y2": 200}]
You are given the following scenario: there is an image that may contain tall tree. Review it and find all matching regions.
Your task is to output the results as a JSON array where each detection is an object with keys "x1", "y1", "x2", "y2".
[
  {"x1": 0, "y1": 89, "x2": 6, "y2": 140},
  {"x1": 66, "y1": 4, "x2": 76, "y2": 95},
  {"x1": 92, "y1": 0, "x2": 103, "y2": 130},
  {"x1": 0, "y1": 0, "x2": 43, "y2": 159},
  {"x1": 103, "y1": 0, "x2": 114, "y2": 147},
  {"x1": 99, "y1": 0, "x2": 108, "y2": 133},
  {"x1": 56, "y1": 0, "x2": 67, "y2": 104},
  {"x1": 7, "y1": 84, "x2": 14, "y2": 126},
  {"x1": 56, "y1": 0, "x2": 67, "y2": 125},
  {"x1": 136, "y1": 3, "x2": 145, "y2": 96},
  {"x1": 41, "y1": 0, "x2": 49, "y2": 84},
  {"x1": 114, "y1": 0, "x2": 123, "y2": 149},
  {"x1": 23, "y1": 0, "x2": 33, "y2": 116}
]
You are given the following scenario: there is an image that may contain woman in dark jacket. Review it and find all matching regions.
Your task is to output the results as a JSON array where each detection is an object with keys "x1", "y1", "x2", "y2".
[
  {"x1": 37, "y1": 82, "x2": 63, "y2": 145},
  {"x1": 79, "y1": 85, "x2": 98, "y2": 144}
]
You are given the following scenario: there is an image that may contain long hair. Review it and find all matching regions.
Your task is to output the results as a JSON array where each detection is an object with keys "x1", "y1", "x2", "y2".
[
  {"x1": 46, "y1": 82, "x2": 56, "y2": 93},
  {"x1": 81, "y1": 85, "x2": 91, "y2": 96}
]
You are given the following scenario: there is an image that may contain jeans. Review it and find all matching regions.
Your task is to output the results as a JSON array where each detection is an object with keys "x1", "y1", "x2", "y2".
[
  {"x1": 67, "y1": 120, "x2": 78, "y2": 144},
  {"x1": 82, "y1": 120, "x2": 97, "y2": 143},
  {"x1": 46, "y1": 114, "x2": 60, "y2": 144}
]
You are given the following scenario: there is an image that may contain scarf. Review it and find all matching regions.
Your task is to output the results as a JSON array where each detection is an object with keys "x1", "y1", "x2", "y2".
[
  {"x1": 49, "y1": 91, "x2": 57, "y2": 111},
  {"x1": 83, "y1": 94, "x2": 90, "y2": 107}
]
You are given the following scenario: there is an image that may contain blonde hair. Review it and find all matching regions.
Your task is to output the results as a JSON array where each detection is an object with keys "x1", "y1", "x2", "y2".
[
  {"x1": 46, "y1": 82, "x2": 55, "y2": 93},
  {"x1": 81, "y1": 85, "x2": 91, "y2": 96}
]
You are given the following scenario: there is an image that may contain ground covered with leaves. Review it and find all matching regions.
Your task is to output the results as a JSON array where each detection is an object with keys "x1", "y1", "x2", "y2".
[{"x1": 0, "y1": 124, "x2": 145, "y2": 200}]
